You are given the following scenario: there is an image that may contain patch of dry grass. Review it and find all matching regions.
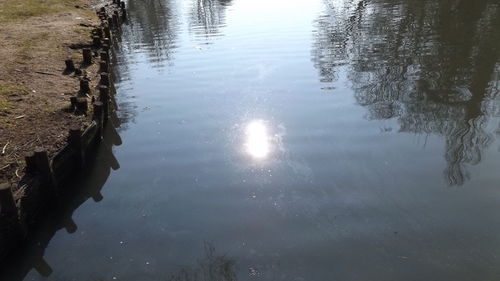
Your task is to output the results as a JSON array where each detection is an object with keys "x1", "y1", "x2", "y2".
[
  {"x1": 0, "y1": 0, "x2": 76, "y2": 22},
  {"x1": 0, "y1": 82, "x2": 28, "y2": 113}
]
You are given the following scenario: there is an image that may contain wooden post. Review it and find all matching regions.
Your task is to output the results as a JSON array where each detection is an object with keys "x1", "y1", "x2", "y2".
[
  {"x1": 103, "y1": 37, "x2": 111, "y2": 46},
  {"x1": 100, "y1": 6, "x2": 106, "y2": 14},
  {"x1": 65, "y1": 59, "x2": 75, "y2": 72},
  {"x1": 113, "y1": 11, "x2": 120, "y2": 24},
  {"x1": 93, "y1": 36, "x2": 101, "y2": 48},
  {"x1": 121, "y1": 9, "x2": 127, "y2": 20},
  {"x1": 76, "y1": 97, "x2": 88, "y2": 114},
  {"x1": 82, "y1": 48, "x2": 92, "y2": 65},
  {"x1": 93, "y1": 102, "x2": 104, "y2": 139},
  {"x1": 120, "y1": 1, "x2": 126, "y2": 9},
  {"x1": 107, "y1": 17, "x2": 114, "y2": 29},
  {"x1": 99, "y1": 73, "x2": 110, "y2": 87},
  {"x1": 0, "y1": 183, "x2": 17, "y2": 216},
  {"x1": 99, "y1": 60, "x2": 109, "y2": 73},
  {"x1": 95, "y1": 27, "x2": 103, "y2": 38},
  {"x1": 25, "y1": 152, "x2": 36, "y2": 174},
  {"x1": 112, "y1": 14, "x2": 120, "y2": 29},
  {"x1": 68, "y1": 126, "x2": 84, "y2": 169},
  {"x1": 104, "y1": 26, "x2": 112, "y2": 40},
  {"x1": 102, "y1": 44, "x2": 110, "y2": 54},
  {"x1": 100, "y1": 51, "x2": 109, "y2": 63},
  {"x1": 34, "y1": 148, "x2": 57, "y2": 193},
  {"x1": 99, "y1": 85, "x2": 110, "y2": 123},
  {"x1": 79, "y1": 79, "x2": 90, "y2": 94}
]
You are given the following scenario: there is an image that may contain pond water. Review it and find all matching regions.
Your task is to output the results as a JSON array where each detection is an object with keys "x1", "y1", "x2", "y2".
[{"x1": 7, "y1": 0, "x2": 500, "y2": 280}]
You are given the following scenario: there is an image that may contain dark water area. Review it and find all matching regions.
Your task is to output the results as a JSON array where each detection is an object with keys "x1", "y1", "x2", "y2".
[{"x1": 5, "y1": 0, "x2": 500, "y2": 280}]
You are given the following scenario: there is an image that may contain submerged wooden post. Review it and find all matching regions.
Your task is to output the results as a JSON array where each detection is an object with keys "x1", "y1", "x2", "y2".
[
  {"x1": 82, "y1": 48, "x2": 92, "y2": 65},
  {"x1": 0, "y1": 183, "x2": 18, "y2": 216},
  {"x1": 68, "y1": 126, "x2": 84, "y2": 169},
  {"x1": 99, "y1": 85, "x2": 110, "y2": 123},
  {"x1": 65, "y1": 59, "x2": 75, "y2": 72}
]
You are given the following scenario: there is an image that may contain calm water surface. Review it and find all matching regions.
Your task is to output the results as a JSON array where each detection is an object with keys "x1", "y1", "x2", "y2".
[{"x1": 10, "y1": 0, "x2": 500, "y2": 280}]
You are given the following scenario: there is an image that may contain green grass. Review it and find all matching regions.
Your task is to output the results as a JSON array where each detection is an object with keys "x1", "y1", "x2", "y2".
[{"x1": 0, "y1": 0, "x2": 75, "y2": 22}]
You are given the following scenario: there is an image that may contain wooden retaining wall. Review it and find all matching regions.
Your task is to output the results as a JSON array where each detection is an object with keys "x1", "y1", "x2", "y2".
[{"x1": 0, "y1": 0, "x2": 128, "y2": 262}]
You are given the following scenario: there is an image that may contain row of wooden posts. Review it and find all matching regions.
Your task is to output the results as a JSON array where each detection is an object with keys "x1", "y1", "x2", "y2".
[{"x1": 0, "y1": 0, "x2": 128, "y2": 248}]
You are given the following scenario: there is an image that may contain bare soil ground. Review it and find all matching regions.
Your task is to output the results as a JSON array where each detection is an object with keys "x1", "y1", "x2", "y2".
[{"x1": 0, "y1": 0, "x2": 101, "y2": 186}]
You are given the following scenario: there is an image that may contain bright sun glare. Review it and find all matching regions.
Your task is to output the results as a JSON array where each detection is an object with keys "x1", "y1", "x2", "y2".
[{"x1": 245, "y1": 120, "x2": 270, "y2": 159}]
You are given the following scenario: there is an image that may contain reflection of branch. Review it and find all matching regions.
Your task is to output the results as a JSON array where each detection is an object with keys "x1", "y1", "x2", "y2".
[{"x1": 168, "y1": 242, "x2": 237, "y2": 281}]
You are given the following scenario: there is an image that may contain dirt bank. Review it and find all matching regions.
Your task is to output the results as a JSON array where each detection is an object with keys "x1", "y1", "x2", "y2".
[{"x1": 0, "y1": 0, "x2": 102, "y2": 187}]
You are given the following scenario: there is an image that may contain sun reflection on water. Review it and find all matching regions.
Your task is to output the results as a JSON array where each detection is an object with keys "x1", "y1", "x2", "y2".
[{"x1": 244, "y1": 120, "x2": 270, "y2": 159}]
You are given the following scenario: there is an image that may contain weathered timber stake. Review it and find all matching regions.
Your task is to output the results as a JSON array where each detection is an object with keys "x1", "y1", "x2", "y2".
[
  {"x1": 104, "y1": 26, "x2": 112, "y2": 39},
  {"x1": 74, "y1": 68, "x2": 83, "y2": 76},
  {"x1": 112, "y1": 14, "x2": 119, "y2": 28},
  {"x1": 100, "y1": 73, "x2": 110, "y2": 87},
  {"x1": 70, "y1": 96, "x2": 77, "y2": 111},
  {"x1": 113, "y1": 11, "x2": 120, "y2": 22},
  {"x1": 79, "y1": 79, "x2": 90, "y2": 94},
  {"x1": 93, "y1": 102, "x2": 104, "y2": 139},
  {"x1": 93, "y1": 36, "x2": 101, "y2": 48},
  {"x1": 99, "y1": 85, "x2": 110, "y2": 122},
  {"x1": 120, "y1": 1, "x2": 126, "y2": 9},
  {"x1": 0, "y1": 183, "x2": 17, "y2": 216},
  {"x1": 108, "y1": 17, "x2": 114, "y2": 29},
  {"x1": 100, "y1": 6, "x2": 106, "y2": 13},
  {"x1": 65, "y1": 59, "x2": 75, "y2": 72},
  {"x1": 103, "y1": 37, "x2": 111, "y2": 46},
  {"x1": 122, "y1": 9, "x2": 127, "y2": 20},
  {"x1": 102, "y1": 43, "x2": 110, "y2": 54},
  {"x1": 25, "y1": 152, "x2": 36, "y2": 174},
  {"x1": 99, "y1": 60, "x2": 109, "y2": 73},
  {"x1": 68, "y1": 126, "x2": 84, "y2": 169},
  {"x1": 34, "y1": 149, "x2": 57, "y2": 192},
  {"x1": 100, "y1": 51, "x2": 110, "y2": 63},
  {"x1": 82, "y1": 48, "x2": 92, "y2": 65},
  {"x1": 96, "y1": 27, "x2": 103, "y2": 38},
  {"x1": 76, "y1": 97, "x2": 88, "y2": 114}
]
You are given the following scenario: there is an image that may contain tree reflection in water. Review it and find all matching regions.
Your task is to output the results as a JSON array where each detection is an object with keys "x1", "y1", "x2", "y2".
[
  {"x1": 312, "y1": 0, "x2": 500, "y2": 185},
  {"x1": 189, "y1": 0, "x2": 232, "y2": 41},
  {"x1": 124, "y1": 0, "x2": 180, "y2": 65}
]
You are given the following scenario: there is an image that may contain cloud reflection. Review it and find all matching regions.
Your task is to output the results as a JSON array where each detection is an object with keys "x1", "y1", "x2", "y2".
[{"x1": 244, "y1": 120, "x2": 270, "y2": 159}]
